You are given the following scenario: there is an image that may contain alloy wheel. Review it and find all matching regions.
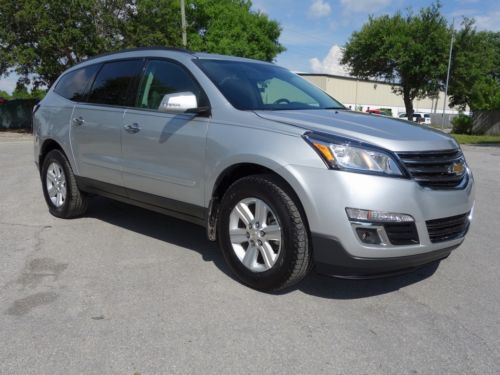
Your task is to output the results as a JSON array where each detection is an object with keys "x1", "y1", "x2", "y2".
[
  {"x1": 46, "y1": 162, "x2": 67, "y2": 208},
  {"x1": 228, "y1": 197, "x2": 282, "y2": 272}
]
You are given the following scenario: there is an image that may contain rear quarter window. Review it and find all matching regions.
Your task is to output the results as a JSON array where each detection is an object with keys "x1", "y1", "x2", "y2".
[
  {"x1": 87, "y1": 59, "x2": 143, "y2": 107},
  {"x1": 54, "y1": 64, "x2": 100, "y2": 101}
]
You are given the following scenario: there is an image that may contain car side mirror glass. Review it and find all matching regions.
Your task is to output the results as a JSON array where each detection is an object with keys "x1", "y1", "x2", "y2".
[{"x1": 159, "y1": 92, "x2": 198, "y2": 114}]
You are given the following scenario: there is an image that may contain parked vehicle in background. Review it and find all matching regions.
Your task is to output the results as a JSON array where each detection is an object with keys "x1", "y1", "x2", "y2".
[
  {"x1": 399, "y1": 112, "x2": 424, "y2": 123},
  {"x1": 366, "y1": 108, "x2": 393, "y2": 117},
  {"x1": 33, "y1": 48, "x2": 475, "y2": 291},
  {"x1": 424, "y1": 113, "x2": 432, "y2": 125},
  {"x1": 366, "y1": 108, "x2": 382, "y2": 115},
  {"x1": 0, "y1": 97, "x2": 8, "y2": 105}
]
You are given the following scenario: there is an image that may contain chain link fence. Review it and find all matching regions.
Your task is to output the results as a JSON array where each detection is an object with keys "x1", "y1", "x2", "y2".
[
  {"x1": 472, "y1": 110, "x2": 500, "y2": 136},
  {"x1": 429, "y1": 113, "x2": 460, "y2": 129},
  {"x1": 0, "y1": 99, "x2": 37, "y2": 131}
]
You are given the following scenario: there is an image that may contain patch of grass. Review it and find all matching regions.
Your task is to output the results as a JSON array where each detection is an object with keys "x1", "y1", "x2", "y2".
[{"x1": 451, "y1": 133, "x2": 500, "y2": 144}]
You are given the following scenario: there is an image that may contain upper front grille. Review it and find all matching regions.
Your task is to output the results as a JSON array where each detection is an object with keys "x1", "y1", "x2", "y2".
[
  {"x1": 426, "y1": 212, "x2": 470, "y2": 243},
  {"x1": 397, "y1": 149, "x2": 467, "y2": 189}
]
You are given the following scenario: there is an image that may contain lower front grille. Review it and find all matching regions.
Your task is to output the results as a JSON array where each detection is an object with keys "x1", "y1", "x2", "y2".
[
  {"x1": 384, "y1": 222, "x2": 419, "y2": 245},
  {"x1": 426, "y1": 213, "x2": 470, "y2": 243}
]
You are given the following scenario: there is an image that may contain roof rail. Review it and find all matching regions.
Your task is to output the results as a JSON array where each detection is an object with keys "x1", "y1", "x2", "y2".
[{"x1": 72, "y1": 46, "x2": 195, "y2": 67}]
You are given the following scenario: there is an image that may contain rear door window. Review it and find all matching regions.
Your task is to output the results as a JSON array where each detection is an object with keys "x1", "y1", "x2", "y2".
[
  {"x1": 87, "y1": 59, "x2": 144, "y2": 107},
  {"x1": 54, "y1": 64, "x2": 100, "y2": 102}
]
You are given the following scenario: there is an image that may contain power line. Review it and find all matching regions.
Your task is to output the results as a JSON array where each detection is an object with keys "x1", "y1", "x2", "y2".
[{"x1": 442, "y1": 18, "x2": 455, "y2": 129}]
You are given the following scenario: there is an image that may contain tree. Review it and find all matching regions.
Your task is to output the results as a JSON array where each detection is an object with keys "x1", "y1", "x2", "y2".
[
  {"x1": 0, "y1": 0, "x2": 284, "y2": 90},
  {"x1": 0, "y1": 90, "x2": 12, "y2": 99},
  {"x1": 121, "y1": 0, "x2": 184, "y2": 48},
  {"x1": 341, "y1": 3, "x2": 449, "y2": 119},
  {"x1": 0, "y1": 0, "x2": 126, "y2": 89},
  {"x1": 448, "y1": 19, "x2": 500, "y2": 111},
  {"x1": 186, "y1": 0, "x2": 285, "y2": 62},
  {"x1": 0, "y1": 85, "x2": 45, "y2": 100},
  {"x1": 11, "y1": 85, "x2": 32, "y2": 100},
  {"x1": 120, "y1": 0, "x2": 284, "y2": 61}
]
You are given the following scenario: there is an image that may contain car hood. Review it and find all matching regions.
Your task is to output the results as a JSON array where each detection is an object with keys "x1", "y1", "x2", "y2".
[{"x1": 254, "y1": 109, "x2": 458, "y2": 152}]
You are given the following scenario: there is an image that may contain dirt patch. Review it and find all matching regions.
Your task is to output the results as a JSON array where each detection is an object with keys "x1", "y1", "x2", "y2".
[{"x1": 5, "y1": 292, "x2": 59, "y2": 316}]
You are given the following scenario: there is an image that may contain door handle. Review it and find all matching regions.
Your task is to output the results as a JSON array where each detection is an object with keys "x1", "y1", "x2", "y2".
[
  {"x1": 124, "y1": 123, "x2": 141, "y2": 134},
  {"x1": 72, "y1": 116, "x2": 84, "y2": 126}
]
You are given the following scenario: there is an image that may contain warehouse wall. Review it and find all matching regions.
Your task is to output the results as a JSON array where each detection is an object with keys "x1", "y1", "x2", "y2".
[{"x1": 300, "y1": 73, "x2": 462, "y2": 118}]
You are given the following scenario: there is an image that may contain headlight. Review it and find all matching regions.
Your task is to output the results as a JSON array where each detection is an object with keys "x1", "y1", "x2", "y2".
[{"x1": 304, "y1": 132, "x2": 404, "y2": 176}]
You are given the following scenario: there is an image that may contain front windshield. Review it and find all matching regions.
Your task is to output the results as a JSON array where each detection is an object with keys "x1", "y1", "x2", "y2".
[{"x1": 194, "y1": 59, "x2": 344, "y2": 111}]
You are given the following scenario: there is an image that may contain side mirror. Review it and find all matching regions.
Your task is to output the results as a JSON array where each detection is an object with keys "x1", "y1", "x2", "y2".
[{"x1": 159, "y1": 92, "x2": 198, "y2": 114}]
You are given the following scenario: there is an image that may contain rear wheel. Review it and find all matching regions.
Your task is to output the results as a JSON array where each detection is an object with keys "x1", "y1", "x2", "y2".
[
  {"x1": 218, "y1": 174, "x2": 311, "y2": 291},
  {"x1": 41, "y1": 149, "x2": 88, "y2": 218}
]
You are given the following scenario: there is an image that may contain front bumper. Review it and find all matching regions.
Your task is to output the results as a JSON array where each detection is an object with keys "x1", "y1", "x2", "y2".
[
  {"x1": 281, "y1": 164, "x2": 475, "y2": 275},
  {"x1": 312, "y1": 233, "x2": 459, "y2": 278}
]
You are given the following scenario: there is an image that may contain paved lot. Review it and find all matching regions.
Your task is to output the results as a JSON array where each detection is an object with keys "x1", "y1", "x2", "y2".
[{"x1": 0, "y1": 135, "x2": 499, "y2": 375}]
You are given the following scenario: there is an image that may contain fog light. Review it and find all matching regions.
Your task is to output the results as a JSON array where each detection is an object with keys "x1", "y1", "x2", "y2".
[
  {"x1": 355, "y1": 228, "x2": 382, "y2": 244},
  {"x1": 346, "y1": 208, "x2": 414, "y2": 223}
]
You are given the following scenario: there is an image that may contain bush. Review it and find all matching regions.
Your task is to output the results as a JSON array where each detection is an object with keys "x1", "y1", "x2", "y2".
[
  {"x1": 451, "y1": 114, "x2": 473, "y2": 134},
  {"x1": 380, "y1": 108, "x2": 393, "y2": 116}
]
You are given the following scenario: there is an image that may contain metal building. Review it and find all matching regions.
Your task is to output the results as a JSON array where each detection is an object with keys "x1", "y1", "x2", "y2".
[{"x1": 300, "y1": 73, "x2": 461, "y2": 119}]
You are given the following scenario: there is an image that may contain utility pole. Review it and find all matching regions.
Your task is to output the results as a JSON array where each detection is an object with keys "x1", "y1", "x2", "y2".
[
  {"x1": 441, "y1": 18, "x2": 455, "y2": 130},
  {"x1": 354, "y1": 79, "x2": 358, "y2": 110},
  {"x1": 180, "y1": 0, "x2": 187, "y2": 48}
]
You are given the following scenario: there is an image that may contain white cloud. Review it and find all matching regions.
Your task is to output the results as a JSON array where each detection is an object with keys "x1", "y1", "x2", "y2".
[
  {"x1": 474, "y1": 11, "x2": 500, "y2": 31},
  {"x1": 308, "y1": 0, "x2": 331, "y2": 18},
  {"x1": 340, "y1": 0, "x2": 391, "y2": 13},
  {"x1": 309, "y1": 45, "x2": 350, "y2": 76},
  {"x1": 450, "y1": 9, "x2": 500, "y2": 31},
  {"x1": 0, "y1": 74, "x2": 18, "y2": 95}
]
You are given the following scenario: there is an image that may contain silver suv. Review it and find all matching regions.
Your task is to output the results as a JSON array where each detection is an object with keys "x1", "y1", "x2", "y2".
[{"x1": 33, "y1": 48, "x2": 475, "y2": 291}]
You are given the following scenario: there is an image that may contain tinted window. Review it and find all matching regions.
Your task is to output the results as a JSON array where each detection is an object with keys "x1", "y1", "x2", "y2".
[
  {"x1": 54, "y1": 65, "x2": 100, "y2": 101},
  {"x1": 135, "y1": 60, "x2": 207, "y2": 110},
  {"x1": 195, "y1": 59, "x2": 343, "y2": 111},
  {"x1": 88, "y1": 60, "x2": 143, "y2": 106}
]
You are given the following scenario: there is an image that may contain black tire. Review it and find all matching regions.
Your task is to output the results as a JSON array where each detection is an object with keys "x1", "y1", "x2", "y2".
[
  {"x1": 218, "y1": 174, "x2": 311, "y2": 291},
  {"x1": 41, "y1": 149, "x2": 88, "y2": 218}
]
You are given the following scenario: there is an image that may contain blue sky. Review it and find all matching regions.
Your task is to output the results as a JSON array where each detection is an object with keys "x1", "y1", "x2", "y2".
[
  {"x1": 1, "y1": 0, "x2": 498, "y2": 94},
  {"x1": 253, "y1": 0, "x2": 499, "y2": 73}
]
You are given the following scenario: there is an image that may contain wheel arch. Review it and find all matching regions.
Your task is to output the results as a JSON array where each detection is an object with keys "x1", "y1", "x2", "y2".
[
  {"x1": 38, "y1": 139, "x2": 67, "y2": 171},
  {"x1": 206, "y1": 162, "x2": 311, "y2": 245}
]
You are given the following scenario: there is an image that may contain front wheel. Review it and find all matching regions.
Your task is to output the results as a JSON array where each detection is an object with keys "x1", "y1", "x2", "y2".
[{"x1": 218, "y1": 174, "x2": 311, "y2": 291}]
